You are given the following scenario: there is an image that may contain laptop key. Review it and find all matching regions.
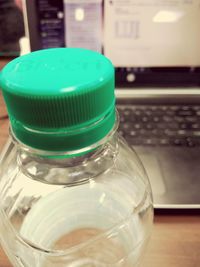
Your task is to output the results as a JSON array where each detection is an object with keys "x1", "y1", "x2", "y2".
[
  {"x1": 124, "y1": 108, "x2": 132, "y2": 116},
  {"x1": 157, "y1": 123, "x2": 167, "y2": 129},
  {"x1": 185, "y1": 116, "x2": 197, "y2": 122},
  {"x1": 163, "y1": 116, "x2": 173, "y2": 122},
  {"x1": 152, "y1": 110, "x2": 165, "y2": 116},
  {"x1": 187, "y1": 141, "x2": 196, "y2": 147},
  {"x1": 169, "y1": 106, "x2": 179, "y2": 111},
  {"x1": 132, "y1": 123, "x2": 141, "y2": 130},
  {"x1": 191, "y1": 123, "x2": 200, "y2": 129},
  {"x1": 166, "y1": 110, "x2": 175, "y2": 116},
  {"x1": 144, "y1": 110, "x2": 153, "y2": 116},
  {"x1": 160, "y1": 106, "x2": 168, "y2": 111},
  {"x1": 121, "y1": 123, "x2": 132, "y2": 132},
  {"x1": 164, "y1": 129, "x2": 177, "y2": 136},
  {"x1": 159, "y1": 138, "x2": 171, "y2": 146},
  {"x1": 180, "y1": 123, "x2": 190, "y2": 129},
  {"x1": 193, "y1": 131, "x2": 200, "y2": 136},
  {"x1": 168, "y1": 122, "x2": 179, "y2": 129},
  {"x1": 143, "y1": 138, "x2": 158, "y2": 146},
  {"x1": 152, "y1": 116, "x2": 160, "y2": 122},
  {"x1": 151, "y1": 129, "x2": 165, "y2": 136},
  {"x1": 142, "y1": 116, "x2": 149, "y2": 122},
  {"x1": 181, "y1": 106, "x2": 190, "y2": 111},
  {"x1": 173, "y1": 138, "x2": 187, "y2": 146},
  {"x1": 146, "y1": 123, "x2": 154, "y2": 129},
  {"x1": 139, "y1": 129, "x2": 149, "y2": 136},
  {"x1": 134, "y1": 110, "x2": 143, "y2": 116},
  {"x1": 177, "y1": 110, "x2": 194, "y2": 116},
  {"x1": 177, "y1": 129, "x2": 192, "y2": 136},
  {"x1": 127, "y1": 130, "x2": 137, "y2": 137},
  {"x1": 174, "y1": 116, "x2": 185, "y2": 122}
]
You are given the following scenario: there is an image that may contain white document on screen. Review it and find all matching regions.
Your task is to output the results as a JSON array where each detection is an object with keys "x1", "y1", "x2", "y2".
[
  {"x1": 64, "y1": 0, "x2": 103, "y2": 52},
  {"x1": 104, "y1": 0, "x2": 200, "y2": 67}
]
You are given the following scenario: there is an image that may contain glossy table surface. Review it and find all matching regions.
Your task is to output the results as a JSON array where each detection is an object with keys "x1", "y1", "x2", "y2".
[{"x1": 0, "y1": 59, "x2": 200, "y2": 267}]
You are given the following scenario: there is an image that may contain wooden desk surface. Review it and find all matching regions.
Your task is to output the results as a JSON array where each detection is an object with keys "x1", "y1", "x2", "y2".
[{"x1": 0, "y1": 60, "x2": 200, "y2": 267}]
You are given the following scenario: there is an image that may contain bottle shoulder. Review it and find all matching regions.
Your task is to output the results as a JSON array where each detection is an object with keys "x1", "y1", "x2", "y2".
[
  {"x1": 0, "y1": 135, "x2": 147, "y2": 185},
  {"x1": 0, "y1": 135, "x2": 151, "y2": 214}
]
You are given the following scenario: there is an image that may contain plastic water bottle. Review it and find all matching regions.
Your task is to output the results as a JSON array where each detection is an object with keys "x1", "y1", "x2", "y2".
[{"x1": 0, "y1": 48, "x2": 153, "y2": 267}]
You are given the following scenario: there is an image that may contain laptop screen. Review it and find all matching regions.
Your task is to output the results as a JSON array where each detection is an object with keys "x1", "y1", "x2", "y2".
[
  {"x1": 26, "y1": 0, "x2": 200, "y2": 87},
  {"x1": 104, "y1": 0, "x2": 200, "y2": 68}
]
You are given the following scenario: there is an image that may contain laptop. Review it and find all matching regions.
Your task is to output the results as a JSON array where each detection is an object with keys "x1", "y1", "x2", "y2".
[{"x1": 23, "y1": 0, "x2": 200, "y2": 209}]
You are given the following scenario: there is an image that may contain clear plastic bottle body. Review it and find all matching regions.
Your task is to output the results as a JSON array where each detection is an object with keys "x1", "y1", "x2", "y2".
[{"x1": 0, "y1": 127, "x2": 153, "y2": 267}]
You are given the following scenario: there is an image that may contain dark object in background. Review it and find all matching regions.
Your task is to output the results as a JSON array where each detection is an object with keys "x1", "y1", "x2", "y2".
[
  {"x1": 0, "y1": 0, "x2": 25, "y2": 56},
  {"x1": 26, "y1": 0, "x2": 65, "y2": 51}
]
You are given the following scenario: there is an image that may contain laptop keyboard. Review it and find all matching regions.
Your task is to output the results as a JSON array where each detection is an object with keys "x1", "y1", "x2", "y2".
[{"x1": 117, "y1": 105, "x2": 200, "y2": 147}]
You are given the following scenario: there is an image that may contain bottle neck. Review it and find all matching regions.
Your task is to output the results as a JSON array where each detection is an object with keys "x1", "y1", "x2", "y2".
[
  {"x1": 9, "y1": 107, "x2": 116, "y2": 152},
  {"x1": 11, "y1": 112, "x2": 119, "y2": 158},
  {"x1": 14, "y1": 125, "x2": 119, "y2": 185}
]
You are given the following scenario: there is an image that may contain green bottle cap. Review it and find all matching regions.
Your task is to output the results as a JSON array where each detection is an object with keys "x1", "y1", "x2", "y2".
[{"x1": 0, "y1": 48, "x2": 115, "y2": 152}]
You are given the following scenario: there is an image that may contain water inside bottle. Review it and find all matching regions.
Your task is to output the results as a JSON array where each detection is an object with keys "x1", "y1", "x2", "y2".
[
  {"x1": 42, "y1": 227, "x2": 133, "y2": 267},
  {"x1": 9, "y1": 173, "x2": 151, "y2": 267}
]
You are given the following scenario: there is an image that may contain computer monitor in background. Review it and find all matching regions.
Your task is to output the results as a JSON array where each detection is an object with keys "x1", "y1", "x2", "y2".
[
  {"x1": 104, "y1": 0, "x2": 200, "y2": 68},
  {"x1": 25, "y1": 0, "x2": 102, "y2": 52},
  {"x1": 24, "y1": 0, "x2": 200, "y2": 87}
]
